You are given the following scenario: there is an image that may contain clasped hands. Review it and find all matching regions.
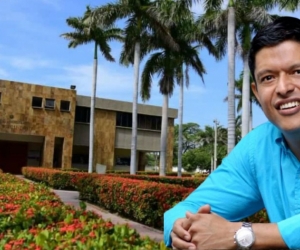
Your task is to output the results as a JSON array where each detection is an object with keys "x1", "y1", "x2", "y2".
[{"x1": 171, "y1": 204, "x2": 241, "y2": 250}]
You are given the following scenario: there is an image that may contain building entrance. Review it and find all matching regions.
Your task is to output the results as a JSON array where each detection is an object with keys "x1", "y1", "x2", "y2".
[{"x1": 0, "y1": 141, "x2": 28, "y2": 174}]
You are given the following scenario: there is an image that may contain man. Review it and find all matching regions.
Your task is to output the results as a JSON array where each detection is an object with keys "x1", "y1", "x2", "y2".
[{"x1": 164, "y1": 16, "x2": 300, "y2": 250}]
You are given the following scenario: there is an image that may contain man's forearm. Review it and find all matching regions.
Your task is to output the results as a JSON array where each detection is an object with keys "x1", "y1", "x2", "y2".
[{"x1": 251, "y1": 223, "x2": 287, "y2": 249}]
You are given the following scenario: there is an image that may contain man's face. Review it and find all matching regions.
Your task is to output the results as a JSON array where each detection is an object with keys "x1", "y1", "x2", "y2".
[{"x1": 251, "y1": 40, "x2": 300, "y2": 132}]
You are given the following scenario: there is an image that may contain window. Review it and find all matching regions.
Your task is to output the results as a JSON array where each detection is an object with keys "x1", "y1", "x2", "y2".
[
  {"x1": 115, "y1": 157, "x2": 130, "y2": 166},
  {"x1": 116, "y1": 112, "x2": 132, "y2": 127},
  {"x1": 60, "y1": 100, "x2": 70, "y2": 112},
  {"x1": 72, "y1": 154, "x2": 89, "y2": 164},
  {"x1": 116, "y1": 112, "x2": 161, "y2": 130},
  {"x1": 45, "y1": 98, "x2": 55, "y2": 109},
  {"x1": 32, "y1": 96, "x2": 43, "y2": 108},
  {"x1": 75, "y1": 106, "x2": 90, "y2": 123},
  {"x1": 138, "y1": 114, "x2": 161, "y2": 131}
]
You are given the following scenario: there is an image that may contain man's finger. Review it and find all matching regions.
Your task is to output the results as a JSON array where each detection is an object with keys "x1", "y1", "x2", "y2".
[
  {"x1": 171, "y1": 231, "x2": 196, "y2": 250},
  {"x1": 197, "y1": 204, "x2": 211, "y2": 214}
]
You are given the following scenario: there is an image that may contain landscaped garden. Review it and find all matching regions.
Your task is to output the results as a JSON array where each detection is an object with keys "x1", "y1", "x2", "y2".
[
  {"x1": 0, "y1": 166, "x2": 269, "y2": 249},
  {"x1": 0, "y1": 171, "x2": 170, "y2": 249}
]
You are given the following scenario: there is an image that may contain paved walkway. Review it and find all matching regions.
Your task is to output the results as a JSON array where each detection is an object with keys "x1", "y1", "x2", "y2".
[{"x1": 17, "y1": 176, "x2": 163, "y2": 243}]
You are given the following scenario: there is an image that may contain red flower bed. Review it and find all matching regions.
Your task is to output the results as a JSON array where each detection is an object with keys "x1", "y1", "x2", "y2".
[{"x1": 0, "y1": 173, "x2": 170, "y2": 249}]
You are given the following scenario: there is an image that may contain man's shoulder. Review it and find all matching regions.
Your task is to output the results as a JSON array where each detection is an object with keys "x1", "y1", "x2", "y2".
[
  {"x1": 243, "y1": 122, "x2": 280, "y2": 147},
  {"x1": 248, "y1": 122, "x2": 279, "y2": 137}
]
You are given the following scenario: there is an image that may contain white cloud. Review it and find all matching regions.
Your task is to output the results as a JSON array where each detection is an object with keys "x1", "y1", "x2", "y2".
[
  {"x1": 8, "y1": 57, "x2": 52, "y2": 70},
  {"x1": 48, "y1": 64, "x2": 134, "y2": 99}
]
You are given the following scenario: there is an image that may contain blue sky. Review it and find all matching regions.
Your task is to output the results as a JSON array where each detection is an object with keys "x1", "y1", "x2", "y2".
[{"x1": 0, "y1": 0, "x2": 298, "y2": 129}]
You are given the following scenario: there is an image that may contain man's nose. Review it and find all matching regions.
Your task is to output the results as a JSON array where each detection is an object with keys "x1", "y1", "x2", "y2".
[{"x1": 276, "y1": 73, "x2": 295, "y2": 96}]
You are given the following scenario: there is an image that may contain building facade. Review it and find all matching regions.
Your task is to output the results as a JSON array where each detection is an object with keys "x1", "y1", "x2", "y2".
[{"x1": 0, "y1": 79, "x2": 177, "y2": 174}]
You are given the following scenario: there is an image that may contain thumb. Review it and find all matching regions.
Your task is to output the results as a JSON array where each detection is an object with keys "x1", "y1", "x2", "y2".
[{"x1": 197, "y1": 204, "x2": 211, "y2": 214}]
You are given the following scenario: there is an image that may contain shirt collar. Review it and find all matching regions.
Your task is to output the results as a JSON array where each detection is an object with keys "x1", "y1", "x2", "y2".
[{"x1": 275, "y1": 128, "x2": 288, "y2": 154}]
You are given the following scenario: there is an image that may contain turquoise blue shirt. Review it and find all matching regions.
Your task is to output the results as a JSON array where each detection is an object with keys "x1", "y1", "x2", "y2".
[{"x1": 164, "y1": 122, "x2": 300, "y2": 249}]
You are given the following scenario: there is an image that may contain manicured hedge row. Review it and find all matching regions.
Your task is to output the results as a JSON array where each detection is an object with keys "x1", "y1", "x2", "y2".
[
  {"x1": 22, "y1": 167, "x2": 194, "y2": 230},
  {"x1": 77, "y1": 175, "x2": 193, "y2": 229},
  {"x1": 106, "y1": 173, "x2": 206, "y2": 188},
  {"x1": 0, "y1": 173, "x2": 168, "y2": 249},
  {"x1": 22, "y1": 167, "x2": 269, "y2": 228},
  {"x1": 22, "y1": 167, "x2": 94, "y2": 190},
  {"x1": 106, "y1": 170, "x2": 193, "y2": 177}
]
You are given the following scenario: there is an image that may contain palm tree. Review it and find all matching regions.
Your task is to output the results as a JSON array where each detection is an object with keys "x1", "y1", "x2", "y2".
[
  {"x1": 200, "y1": 1, "x2": 276, "y2": 145},
  {"x1": 61, "y1": 6, "x2": 123, "y2": 173},
  {"x1": 140, "y1": 3, "x2": 217, "y2": 176},
  {"x1": 152, "y1": 2, "x2": 218, "y2": 177},
  {"x1": 200, "y1": 0, "x2": 236, "y2": 153},
  {"x1": 224, "y1": 71, "x2": 261, "y2": 132},
  {"x1": 90, "y1": 0, "x2": 178, "y2": 175}
]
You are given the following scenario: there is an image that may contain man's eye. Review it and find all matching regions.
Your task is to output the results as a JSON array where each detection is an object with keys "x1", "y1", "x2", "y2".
[
  {"x1": 261, "y1": 75, "x2": 273, "y2": 82},
  {"x1": 294, "y1": 69, "x2": 300, "y2": 74}
]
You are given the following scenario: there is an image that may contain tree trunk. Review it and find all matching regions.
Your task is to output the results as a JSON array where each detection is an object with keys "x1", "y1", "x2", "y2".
[
  {"x1": 249, "y1": 101, "x2": 253, "y2": 131},
  {"x1": 130, "y1": 42, "x2": 141, "y2": 175},
  {"x1": 159, "y1": 94, "x2": 168, "y2": 176},
  {"x1": 227, "y1": 6, "x2": 236, "y2": 153},
  {"x1": 177, "y1": 77, "x2": 183, "y2": 177},
  {"x1": 88, "y1": 42, "x2": 98, "y2": 173},
  {"x1": 241, "y1": 53, "x2": 250, "y2": 137}
]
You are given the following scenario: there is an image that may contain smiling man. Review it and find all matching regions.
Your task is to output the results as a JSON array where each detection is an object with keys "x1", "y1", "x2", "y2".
[{"x1": 164, "y1": 16, "x2": 300, "y2": 250}]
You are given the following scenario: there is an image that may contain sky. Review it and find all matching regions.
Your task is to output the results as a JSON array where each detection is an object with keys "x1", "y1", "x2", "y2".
[{"x1": 0, "y1": 0, "x2": 299, "y2": 129}]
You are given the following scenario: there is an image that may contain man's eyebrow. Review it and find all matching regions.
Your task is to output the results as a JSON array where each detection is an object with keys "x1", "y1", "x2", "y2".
[
  {"x1": 256, "y1": 63, "x2": 300, "y2": 80},
  {"x1": 256, "y1": 69, "x2": 274, "y2": 80},
  {"x1": 288, "y1": 63, "x2": 300, "y2": 70}
]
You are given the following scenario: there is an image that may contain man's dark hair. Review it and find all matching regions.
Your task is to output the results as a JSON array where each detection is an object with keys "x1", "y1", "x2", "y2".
[{"x1": 249, "y1": 16, "x2": 300, "y2": 83}]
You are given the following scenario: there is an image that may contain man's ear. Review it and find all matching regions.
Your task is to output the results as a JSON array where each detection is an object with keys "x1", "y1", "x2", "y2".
[{"x1": 251, "y1": 82, "x2": 260, "y2": 103}]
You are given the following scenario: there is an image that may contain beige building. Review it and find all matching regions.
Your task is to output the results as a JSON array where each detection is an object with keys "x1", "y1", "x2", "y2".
[{"x1": 0, "y1": 79, "x2": 177, "y2": 174}]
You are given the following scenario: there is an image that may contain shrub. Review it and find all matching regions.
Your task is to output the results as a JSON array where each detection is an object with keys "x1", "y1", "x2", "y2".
[{"x1": 0, "y1": 172, "x2": 170, "y2": 249}]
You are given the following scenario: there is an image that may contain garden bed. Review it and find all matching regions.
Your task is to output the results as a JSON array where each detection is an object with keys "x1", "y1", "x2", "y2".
[{"x1": 0, "y1": 173, "x2": 169, "y2": 249}]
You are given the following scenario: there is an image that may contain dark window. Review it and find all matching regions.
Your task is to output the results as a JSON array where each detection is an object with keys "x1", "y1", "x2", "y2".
[
  {"x1": 75, "y1": 106, "x2": 90, "y2": 123},
  {"x1": 138, "y1": 114, "x2": 161, "y2": 131},
  {"x1": 72, "y1": 154, "x2": 89, "y2": 164},
  {"x1": 116, "y1": 157, "x2": 131, "y2": 166},
  {"x1": 116, "y1": 112, "x2": 132, "y2": 127},
  {"x1": 60, "y1": 100, "x2": 70, "y2": 112},
  {"x1": 116, "y1": 112, "x2": 161, "y2": 130},
  {"x1": 32, "y1": 96, "x2": 43, "y2": 108},
  {"x1": 45, "y1": 98, "x2": 55, "y2": 109}
]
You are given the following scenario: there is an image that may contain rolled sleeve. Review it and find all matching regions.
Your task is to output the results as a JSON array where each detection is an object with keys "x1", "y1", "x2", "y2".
[{"x1": 277, "y1": 214, "x2": 300, "y2": 249}]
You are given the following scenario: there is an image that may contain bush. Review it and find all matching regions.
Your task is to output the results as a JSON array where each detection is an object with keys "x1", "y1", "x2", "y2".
[{"x1": 0, "y1": 172, "x2": 169, "y2": 249}]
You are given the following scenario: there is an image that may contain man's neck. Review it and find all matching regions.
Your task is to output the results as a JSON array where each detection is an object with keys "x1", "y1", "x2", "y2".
[{"x1": 283, "y1": 131, "x2": 300, "y2": 161}]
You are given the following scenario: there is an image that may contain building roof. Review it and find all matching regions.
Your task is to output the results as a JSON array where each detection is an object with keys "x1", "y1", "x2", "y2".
[{"x1": 76, "y1": 95, "x2": 178, "y2": 119}]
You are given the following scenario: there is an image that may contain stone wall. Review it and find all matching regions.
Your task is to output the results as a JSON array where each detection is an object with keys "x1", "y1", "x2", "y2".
[
  {"x1": 94, "y1": 109, "x2": 116, "y2": 170},
  {"x1": 0, "y1": 80, "x2": 76, "y2": 168}
]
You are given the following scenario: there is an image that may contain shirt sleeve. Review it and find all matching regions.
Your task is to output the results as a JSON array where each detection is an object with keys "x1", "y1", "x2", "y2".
[
  {"x1": 164, "y1": 135, "x2": 264, "y2": 247},
  {"x1": 277, "y1": 214, "x2": 300, "y2": 249}
]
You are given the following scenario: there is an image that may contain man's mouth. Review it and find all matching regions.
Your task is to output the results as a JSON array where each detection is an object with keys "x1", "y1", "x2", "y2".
[{"x1": 280, "y1": 101, "x2": 300, "y2": 110}]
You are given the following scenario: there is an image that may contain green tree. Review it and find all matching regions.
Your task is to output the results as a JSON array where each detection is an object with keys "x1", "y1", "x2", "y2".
[
  {"x1": 200, "y1": 0, "x2": 276, "y2": 145},
  {"x1": 141, "y1": 2, "x2": 217, "y2": 176},
  {"x1": 60, "y1": 6, "x2": 122, "y2": 173},
  {"x1": 91, "y1": 0, "x2": 178, "y2": 175},
  {"x1": 173, "y1": 123, "x2": 202, "y2": 165}
]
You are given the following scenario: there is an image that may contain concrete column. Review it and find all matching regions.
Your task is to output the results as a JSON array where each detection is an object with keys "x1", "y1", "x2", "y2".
[
  {"x1": 62, "y1": 136, "x2": 73, "y2": 169},
  {"x1": 42, "y1": 136, "x2": 54, "y2": 167}
]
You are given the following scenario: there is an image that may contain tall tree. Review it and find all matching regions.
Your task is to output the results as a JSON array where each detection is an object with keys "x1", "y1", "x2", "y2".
[
  {"x1": 61, "y1": 6, "x2": 122, "y2": 173},
  {"x1": 152, "y1": 2, "x2": 218, "y2": 176},
  {"x1": 201, "y1": 0, "x2": 276, "y2": 146},
  {"x1": 91, "y1": 0, "x2": 178, "y2": 175},
  {"x1": 224, "y1": 71, "x2": 261, "y2": 131},
  {"x1": 140, "y1": 18, "x2": 213, "y2": 175}
]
